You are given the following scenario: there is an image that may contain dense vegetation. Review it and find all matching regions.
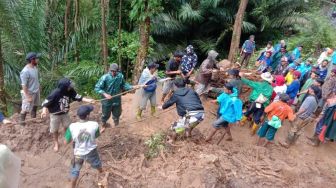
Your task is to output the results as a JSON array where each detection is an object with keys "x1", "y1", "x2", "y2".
[{"x1": 0, "y1": 0, "x2": 335, "y2": 114}]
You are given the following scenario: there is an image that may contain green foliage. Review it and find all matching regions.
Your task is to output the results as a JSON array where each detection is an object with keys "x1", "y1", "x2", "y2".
[
  {"x1": 61, "y1": 61, "x2": 105, "y2": 99},
  {"x1": 130, "y1": 0, "x2": 163, "y2": 22},
  {"x1": 144, "y1": 132, "x2": 166, "y2": 159}
]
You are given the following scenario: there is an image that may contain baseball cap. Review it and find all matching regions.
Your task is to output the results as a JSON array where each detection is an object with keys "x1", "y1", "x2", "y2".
[
  {"x1": 77, "y1": 105, "x2": 94, "y2": 119},
  {"x1": 110, "y1": 63, "x2": 119, "y2": 71},
  {"x1": 228, "y1": 69, "x2": 239, "y2": 76},
  {"x1": 26, "y1": 52, "x2": 41, "y2": 61}
]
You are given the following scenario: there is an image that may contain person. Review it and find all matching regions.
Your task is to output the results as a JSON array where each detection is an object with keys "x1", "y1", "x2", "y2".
[
  {"x1": 19, "y1": 52, "x2": 41, "y2": 126},
  {"x1": 291, "y1": 45, "x2": 303, "y2": 61},
  {"x1": 256, "y1": 51, "x2": 272, "y2": 73},
  {"x1": 181, "y1": 45, "x2": 198, "y2": 83},
  {"x1": 257, "y1": 41, "x2": 274, "y2": 61},
  {"x1": 274, "y1": 40, "x2": 286, "y2": 54},
  {"x1": 64, "y1": 105, "x2": 103, "y2": 188},
  {"x1": 240, "y1": 35, "x2": 256, "y2": 67},
  {"x1": 297, "y1": 70, "x2": 319, "y2": 103},
  {"x1": 285, "y1": 67, "x2": 295, "y2": 85},
  {"x1": 271, "y1": 46, "x2": 290, "y2": 72},
  {"x1": 274, "y1": 56, "x2": 289, "y2": 76},
  {"x1": 321, "y1": 68, "x2": 336, "y2": 105},
  {"x1": 285, "y1": 71, "x2": 301, "y2": 105},
  {"x1": 195, "y1": 50, "x2": 219, "y2": 95},
  {"x1": 317, "y1": 60, "x2": 329, "y2": 80},
  {"x1": 161, "y1": 51, "x2": 183, "y2": 103},
  {"x1": 328, "y1": 49, "x2": 336, "y2": 77},
  {"x1": 257, "y1": 93, "x2": 295, "y2": 147},
  {"x1": 280, "y1": 85, "x2": 321, "y2": 148},
  {"x1": 317, "y1": 48, "x2": 333, "y2": 65},
  {"x1": 162, "y1": 78, "x2": 204, "y2": 142},
  {"x1": 205, "y1": 83, "x2": 243, "y2": 143},
  {"x1": 297, "y1": 58, "x2": 313, "y2": 82},
  {"x1": 41, "y1": 78, "x2": 94, "y2": 152},
  {"x1": 136, "y1": 62, "x2": 159, "y2": 119},
  {"x1": 95, "y1": 63, "x2": 139, "y2": 128},
  {"x1": 272, "y1": 75, "x2": 287, "y2": 101},
  {"x1": 308, "y1": 88, "x2": 336, "y2": 146},
  {"x1": 240, "y1": 72, "x2": 274, "y2": 135}
]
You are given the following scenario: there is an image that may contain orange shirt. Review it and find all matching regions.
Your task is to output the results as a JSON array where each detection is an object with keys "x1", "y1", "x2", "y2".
[{"x1": 264, "y1": 101, "x2": 295, "y2": 121}]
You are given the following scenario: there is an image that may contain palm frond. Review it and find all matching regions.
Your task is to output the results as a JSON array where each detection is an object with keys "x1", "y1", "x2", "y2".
[{"x1": 179, "y1": 3, "x2": 204, "y2": 22}]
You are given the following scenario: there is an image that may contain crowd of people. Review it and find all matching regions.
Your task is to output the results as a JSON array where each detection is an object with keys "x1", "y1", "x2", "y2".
[{"x1": 1, "y1": 37, "x2": 336, "y2": 187}]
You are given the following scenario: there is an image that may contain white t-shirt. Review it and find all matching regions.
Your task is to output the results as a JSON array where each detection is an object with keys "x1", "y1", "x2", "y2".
[
  {"x1": 273, "y1": 85, "x2": 287, "y2": 101},
  {"x1": 65, "y1": 121, "x2": 99, "y2": 156}
]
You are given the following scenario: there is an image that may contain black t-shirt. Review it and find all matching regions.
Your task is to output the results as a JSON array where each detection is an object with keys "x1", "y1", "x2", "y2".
[
  {"x1": 42, "y1": 88, "x2": 82, "y2": 114},
  {"x1": 166, "y1": 59, "x2": 180, "y2": 78}
]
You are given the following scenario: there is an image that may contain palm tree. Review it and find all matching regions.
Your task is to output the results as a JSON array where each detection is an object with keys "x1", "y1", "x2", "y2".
[{"x1": 101, "y1": 0, "x2": 109, "y2": 71}]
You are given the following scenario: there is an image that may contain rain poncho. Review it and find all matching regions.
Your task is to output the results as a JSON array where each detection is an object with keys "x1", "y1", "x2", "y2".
[
  {"x1": 242, "y1": 78, "x2": 273, "y2": 107},
  {"x1": 217, "y1": 88, "x2": 243, "y2": 123}
]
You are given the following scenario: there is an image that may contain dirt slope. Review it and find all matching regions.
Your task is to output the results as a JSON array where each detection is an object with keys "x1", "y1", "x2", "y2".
[{"x1": 1, "y1": 92, "x2": 336, "y2": 188}]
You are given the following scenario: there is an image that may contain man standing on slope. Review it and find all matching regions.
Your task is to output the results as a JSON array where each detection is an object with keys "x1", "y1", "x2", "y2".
[
  {"x1": 95, "y1": 63, "x2": 141, "y2": 128},
  {"x1": 19, "y1": 52, "x2": 41, "y2": 126}
]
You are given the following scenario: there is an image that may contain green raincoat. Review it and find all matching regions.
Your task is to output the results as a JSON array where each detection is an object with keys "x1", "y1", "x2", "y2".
[{"x1": 242, "y1": 78, "x2": 273, "y2": 107}]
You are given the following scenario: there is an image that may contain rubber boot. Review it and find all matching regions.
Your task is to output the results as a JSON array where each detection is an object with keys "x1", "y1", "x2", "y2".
[
  {"x1": 114, "y1": 119, "x2": 119, "y2": 126},
  {"x1": 308, "y1": 134, "x2": 320, "y2": 146},
  {"x1": 31, "y1": 106, "x2": 38, "y2": 118},
  {"x1": 150, "y1": 106, "x2": 156, "y2": 117},
  {"x1": 250, "y1": 123, "x2": 259, "y2": 136},
  {"x1": 240, "y1": 115, "x2": 248, "y2": 126},
  {"x1": 19, "y1": 113, "x2": 27, "y2": 126},
  {"x1": 136, "y1": 109, "x2": 143, "y2": 120}
]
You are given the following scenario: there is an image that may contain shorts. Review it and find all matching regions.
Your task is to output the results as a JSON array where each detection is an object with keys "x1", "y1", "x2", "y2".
[
  {"x1": 162, "y1": 79, "x2": 175, "y2": 95},
  {"x1": 213, "y1": 117, "x2": 229, "y2": 129},
  {"x1": 172, "y1": 111, "x2": 205, "y2": 134},
  {"x1": 70, "y1": 149, "x2": 102, "y2": 178},
  {"x1": 257, "y1": 121, "x2": 278, "y2": 141},
  {"x1": 50, "y1": 113, "x2": 72, "y2": 133},
  {"x1": 21, "y1": 90, "x2": 40, "y2": 112}
]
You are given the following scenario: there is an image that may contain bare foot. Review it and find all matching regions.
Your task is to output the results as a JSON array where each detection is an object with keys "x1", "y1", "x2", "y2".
[{"x1": 53, "y1": 144, "x2": 59, "y2": 152}]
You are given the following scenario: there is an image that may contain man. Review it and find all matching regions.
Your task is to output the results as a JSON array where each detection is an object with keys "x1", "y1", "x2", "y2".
[
  {"x1": 205, "y1": 83, "x2": 243, "y2": 143},
  {"x1": 274, "y1": 40, "x2": 286, "y2": 54},
  {"x1": 137, "y1": 62, "x2": 159, "y2": 119},
  {"x1": 240, "y1": 72, "x2": 274, "y2": 135},
  {"x1": 272, "y1": 47, "x2": 290, "y2": 72},
  {"x1": 161, "y1": 51, "x2": 184, "y2": 103},
  {"x1": 162, "y1": 78, "x2": 205, "y2": 142},
  {"x1": 257, "y1": 94, "x2": 295, "y2": 147},
  {"x1": 181, "y1": 45, "x2": 198, "y2": 83},
  {"x1": 195, "y1": 50, "x2": 219, "y2": 95},
  {"x1": 280, "y1": 85, "x2": 321, "y2": 148},
  {"x1": 285, "y1": 71, "x2": 301, "y2": 105},
  {"x1": 321, "y1": 68, "x2": 336, "y2": 104},
  {"x1": 317, "y1": 60, "x2": 329, "y2": 80},
  {"x1": 19, "y1": 52, "x2": 41, "y2": 126},
  {"x1": 291, "y1": 45, "x2": 303, "y2": 61},
  {"x1": 274, "y1": 56, "x2": 289, "y2": 76},
  {"x1": 297, "y1": 58, "x2": 312, "y2": 83},
  {"x1": 95, "y1": 63, "x2": 139, "y2": 128},
  {"x1": 64, "y1": 105, "x2": 103, "y2": 188},
  {"x1": 256, "y1": 51, "x2": 272, "y2": 73},
  {"x1": 297, "y1": 70, "x2": 319, "y2": 103},
  {"x1": 41, "y1": 78, "x2": 94, "y2": 152},
  {"x1": 240, "y1": 35, "x2": 256, "y2": 67}
]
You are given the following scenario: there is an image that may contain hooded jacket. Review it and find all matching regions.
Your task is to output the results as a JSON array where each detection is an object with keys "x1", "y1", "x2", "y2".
[
  {"x1": 217, "y1": 88, "x2": 243, "y2": 123},
  {"x1": 42, "y1": 78, "x2": 83, "y2": 114},
  {"x1": 162, "y1": 87, "x2": 204, "y2": 117},
  {"x1": 196, "y1": 50, "x2": 218, "y2": 84}
]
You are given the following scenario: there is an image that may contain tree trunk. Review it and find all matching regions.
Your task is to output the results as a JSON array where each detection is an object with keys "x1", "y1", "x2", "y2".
[
  {"x1": 74, "y1": 0, "x2": 80, "y2": 63},
  {"x1": 0, "y1": 31, "x2": 7, "y2": 114},
  {"x1": 228, "y1": 0, "x2": 248, "y2": 63},
  {"x1": 101, "y1": 0, "x2": 109, "y2": 71},
  {"x1": 64, "y1": 0, "x2": 71, "y2": 64},
  {"x1": 117, "y1": 0, "x2": 122, "y2": 68},
  {"x1": 132, "y1": 1, "x2": 150, "y2": 84}
]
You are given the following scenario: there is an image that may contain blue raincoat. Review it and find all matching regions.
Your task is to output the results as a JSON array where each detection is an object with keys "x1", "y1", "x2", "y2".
[{"x1": 217, "y1": 88, "x2": 243, "y2": 123}]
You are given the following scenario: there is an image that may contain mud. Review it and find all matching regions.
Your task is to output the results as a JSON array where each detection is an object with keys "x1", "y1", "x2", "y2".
[{"x1": 1, "y1": 89, "x2": 336, "y2": 188}]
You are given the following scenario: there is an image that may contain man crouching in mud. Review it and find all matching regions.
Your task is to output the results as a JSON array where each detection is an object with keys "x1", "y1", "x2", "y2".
[{"x1": 162, "y1": 78, "x2": 205, "y2": 143}]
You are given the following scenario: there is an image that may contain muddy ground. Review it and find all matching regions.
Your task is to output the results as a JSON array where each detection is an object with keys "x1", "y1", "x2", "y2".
[{"x1": 1, "y1": 87, "x2": 336, "y2": 188}]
